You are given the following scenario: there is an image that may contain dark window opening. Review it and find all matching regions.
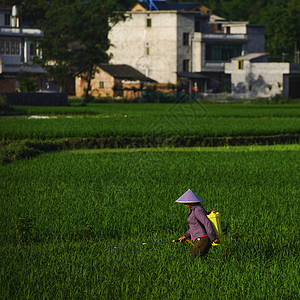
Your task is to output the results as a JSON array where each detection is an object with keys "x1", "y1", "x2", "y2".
[
  {"x1": 183, "y1": 33, "x2": 189, "y2": 46},
  {"x1": 195, "y1": 17, "x2": 202, "y2": 32},
  {"x1": 11, "y1": 41, "x2": 15, "y2": 54},
  {"x1": 15, "y1": 41, "x2": 20, "y2": 54},
  {"x1": 206, "y1": 43, "x2": 242, "y2": 62},
  {"x1": 238, "y1": 60, "x2": 244, "y2": 70},
  {"x1": 5, "y1": 41, "x2": 10, "y2": 54},
  {"x1": 183, "y1": 59, "x2": 189, "y2": 72},
  {"x1": 146, "y1": 18, "x2": 151, "y2": 28},
  {"x1": 0, "y1": 41, "x2": 4, "y2": 54},
  {"x1": 30, "y1": 43, "x2": 36, "y2": 56},
  {"x1": 5, "y1": 14, "x2": 10, "y2": 26}
]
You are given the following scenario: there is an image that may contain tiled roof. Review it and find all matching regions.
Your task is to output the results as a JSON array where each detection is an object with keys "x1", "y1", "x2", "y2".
[
  {"x1": 0, "y1": 4, "x2": 11, "y2": 9},
  {"x1": 98, "y1": 64, "x2": 157, "y2": 82}
]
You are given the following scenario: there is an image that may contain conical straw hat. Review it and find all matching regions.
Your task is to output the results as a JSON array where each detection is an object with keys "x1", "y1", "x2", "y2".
[{"x1": 175, "y1": 189, "x2": 203, "y2": 203}]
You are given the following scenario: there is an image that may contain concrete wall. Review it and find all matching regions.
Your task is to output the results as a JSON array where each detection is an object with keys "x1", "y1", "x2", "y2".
[
  {"x1": 109, "y1": 11, "x2": 178, "y2": 84},
  {"x1": 226, "y1": 23, "x2": 248, "y2": 34},
  {"x1": 75, "y1": 69, "x2": 115, "y2": 98},
  {"x1": 225, "y1": 60, "x2": 290, "y2": 98},
  {"x1": 245, "y1": 25, "x2": 265, "y2": 54},
  {"x1": 109, "y1": 9, "x2": 265, "y2": 87}
]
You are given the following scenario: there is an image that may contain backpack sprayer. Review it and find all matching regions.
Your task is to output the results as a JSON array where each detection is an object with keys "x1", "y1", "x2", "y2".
[
  {"x1": 114, "y1": 190, "x2": 227, "y2": 260},
  {"x1": 114, "y1": 211, "x2": 227, "y2": 261}
]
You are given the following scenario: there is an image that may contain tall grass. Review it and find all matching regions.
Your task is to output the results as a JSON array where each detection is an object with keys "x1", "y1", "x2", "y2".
[{"x1": 1, "y1": 146, "x2": 299, "y2": 299}]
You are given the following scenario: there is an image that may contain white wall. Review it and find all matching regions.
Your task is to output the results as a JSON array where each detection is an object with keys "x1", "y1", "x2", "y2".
[
  {"x1": 225, "y1": 60, "x2": 290, "y2": 98},
  {"x1": 109, "y1": 11, "x2": 178, "y2": 84}
]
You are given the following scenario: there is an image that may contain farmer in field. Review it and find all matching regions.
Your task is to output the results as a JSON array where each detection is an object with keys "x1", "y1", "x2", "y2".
[{"x1": 176, "y1": 189, "x2": 220, "y2": 259}]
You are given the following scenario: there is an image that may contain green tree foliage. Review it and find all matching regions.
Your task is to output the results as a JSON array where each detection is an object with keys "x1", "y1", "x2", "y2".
[
  {"x1": 17, "y1": 72, "x2": 38, "y2": 92},
  {"x1": 4, "y1": 0, "x2": 128, "y2": 96},
  {"x1": 37, "y1": 0, "x2": 127, "y2": 96}
]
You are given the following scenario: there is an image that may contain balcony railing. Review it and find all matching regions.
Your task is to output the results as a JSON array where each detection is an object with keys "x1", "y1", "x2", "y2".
[
  {"x1": 193, "y1": 32, "x2": 247, "y2": 42},
  {"x1": 202, "y1": 61, "x2": 225, "y2": 72},
  {"x1": 0, "y1": 27, "x2": 43, "y2": 37}
]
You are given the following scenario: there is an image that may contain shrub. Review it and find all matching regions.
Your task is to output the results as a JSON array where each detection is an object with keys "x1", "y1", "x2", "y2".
[{"x1": 17, "y1": 72, "x2": 38, "y2": 92}]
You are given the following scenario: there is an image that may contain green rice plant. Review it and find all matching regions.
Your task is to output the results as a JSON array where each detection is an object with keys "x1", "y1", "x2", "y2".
[
  {"x1": 13, "y1": 215, "x2": 37, "y2": 245},
  {"x1": 0, "y1": 145, "x2": 299, "y2": 299},
  {"x1": 1, "y1": 116, "x2": 299, "y2": 141},
  {"x1": 10, "y1": 102, "x2": 300, "y2": 117}
]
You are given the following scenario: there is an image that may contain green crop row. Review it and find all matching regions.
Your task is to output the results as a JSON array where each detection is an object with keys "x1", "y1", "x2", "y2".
[
  {"x1": 1, "y1": 116, "x2": 300, "y2": 141},
  {"x1": 1, "y1": 146, "x2": 299, "y2": 299},
  {"x1": 11, "y1": 102, "x2": 300, "y2": 118}
]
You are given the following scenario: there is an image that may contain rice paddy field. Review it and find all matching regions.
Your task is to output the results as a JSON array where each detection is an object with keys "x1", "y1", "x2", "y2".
[
  {"x1": 1, "y1": 103, "x2": 300, "y2": 140},
  {"x1": 1, "y1": 102, "x2": 300, "y2": 299}
]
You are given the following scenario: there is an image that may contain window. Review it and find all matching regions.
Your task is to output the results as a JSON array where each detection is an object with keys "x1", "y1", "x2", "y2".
[
  {"x1": 146, "y1": 18, "x2": 151, "y2": 28},
  {"x1": 5, "y1": 41, "x2": 10, "y2": 54},
  {"x1": 0, "y1": 39, "x2": 21, "y2": 55},
  {"x1": 183, "y1": 59, "x2": 190, "y2": 72},
  {"x1": 5, "y1": 14, "x2": 10, "y2": 26},
  {"x1": 100, "y1": 81, "x2": 104, "y2": 89},
  {"x1": 195, "y1": 17, "x2": 201, "y2": 32},
  {"x1": 11, "y1": 41, "x2": 15, "y2": 54},
  {"x1": 30, "y1": 43, "x2": 36, "y2": 56},
  {"x1": 238, "y1": 60, "x2": 244, "y2": 70},
  {"x1": 183, "y1": 33, "x2": 189, "y2": 46},
  {"x1": 217, "y1": 24, "x2": 222, "y2": 31},
  {"x1": 226, "y1": 27, "x2": 230, "y2": 34},
  {"x1": 221, "y1": 48, "x2": 232, "y2": 61},
  {"x1": 15, "y1": 41, "x2": 20, "y2": 54},
  {"x1": 0, "y1": 41, "x2": 4, "y2": 54},
  {"x1": 205, "y1": 43, "x2": 242, "y2": 62}
]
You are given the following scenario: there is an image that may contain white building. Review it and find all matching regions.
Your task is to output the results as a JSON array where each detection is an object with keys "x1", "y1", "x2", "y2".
[
  {"x1": 0, "y1": 4, "x2": 45, "y2": 92},
  {"x1": 225, "y1": 53, "x2": 300, "y2": 99},
  {"x1": 108, "y1": 1, "x2": 265, "y2": 93}
]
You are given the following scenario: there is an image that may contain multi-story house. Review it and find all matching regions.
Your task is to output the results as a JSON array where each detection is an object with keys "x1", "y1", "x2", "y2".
[
  {"x1": 0, "y1": 4, "x2": 44, "y2": 92},
  {"x1": 108, "y1": 0, "x2": 265, "y2": 93}
]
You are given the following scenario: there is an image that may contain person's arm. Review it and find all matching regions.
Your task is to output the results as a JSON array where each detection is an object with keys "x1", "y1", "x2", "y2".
[{"x1": 179, "y1": 229, "x2": 191, "y2": 242}]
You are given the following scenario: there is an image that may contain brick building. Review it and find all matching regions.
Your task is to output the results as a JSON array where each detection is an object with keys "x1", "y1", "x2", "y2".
[{"x1": 76, "y1": 64, "x2": 156, "y2": 98}]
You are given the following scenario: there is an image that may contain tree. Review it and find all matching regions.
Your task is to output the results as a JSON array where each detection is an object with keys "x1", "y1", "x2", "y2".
[
  {"x1": 4, "y1": 0, "x2": 129, "y2": 98},
  {"x1": 35, "y1": 0, "x2": 128, "y2": 98}
]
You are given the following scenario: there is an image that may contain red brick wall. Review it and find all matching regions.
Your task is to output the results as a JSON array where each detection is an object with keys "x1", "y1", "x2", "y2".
[{"x1": 0, "y1": 78, "x2": 16, "y2": 92}]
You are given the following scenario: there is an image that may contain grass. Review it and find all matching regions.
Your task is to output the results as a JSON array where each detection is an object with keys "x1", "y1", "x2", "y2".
[{"x1": 1, "y1": 145, "x2": 299, "y2": 299}]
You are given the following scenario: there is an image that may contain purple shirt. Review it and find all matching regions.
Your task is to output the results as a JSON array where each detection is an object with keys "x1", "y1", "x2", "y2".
[{"x1": 184, "y1": 205, "x2": 217, "y2": 242}]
